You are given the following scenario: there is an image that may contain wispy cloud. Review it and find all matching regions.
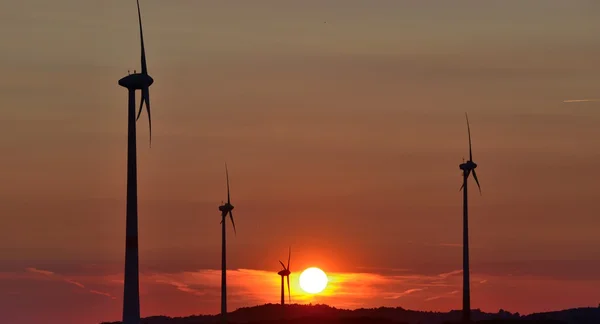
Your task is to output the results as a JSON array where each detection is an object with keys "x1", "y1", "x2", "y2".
[
  {"x1": 64, "y1": 278, "x2": 85, "y2": 289},
  {"x1": 425, "y1": 290, "x2": 460, "y2": 302},
  {"x1": 4, "y1": 265, "x2": 598, "y2": 316},
  {"x1": 141, "y1": 268, "x2": 466, "y2": 309},
  {"x1": 152, "y1": 275, "x2": 206, "y2": 297},
  {"x1": 563, "y1": 99, "x2": 600, "y2": 103},
  {"x1": 90, "y1": 290, "x2": 116, "y2": 298},
  {"x1": 384, "y1": 288, "x2": 424, "y2": 299},
  {"x1": 438, "y1": 270, "x2": 462, "y2": 279},
  {"x1": 25, "y1": 267, "x2": 54, "y2": 276},
  {"x1": 10, "y1": 266, "x2": 469, "y2": 308},
  {"x1": 24, "y1": 267, "x2": 116, "y2": 299}
]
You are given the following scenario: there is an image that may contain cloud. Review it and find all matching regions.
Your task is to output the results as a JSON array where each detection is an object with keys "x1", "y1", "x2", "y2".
[
  {"x1": 425, "y1": 290, "x2": 460, "y2": 302},
  {"x1": 25, "y1": 267, "x2": 54, "y2": 276},
  {"x1": 4, "y1": 264, "x2": 599, "y2": 316},
  {"x1": 141, "y1": 267, "x2": 467, "y2": 309},
  {"x1": 10, "y1": 266, "x2": 470, "y2": 309},
  {"x1": 152, "y1": 275, "x2": 206, "y2": 297},
  {"x1": 437, "y1": 270, "x2": 463, "y2": 279},
  {"x1": 90, "y1": 290, "x2": 117, "y2": 299},
  {"x1": 384, "y1": 288, "x2": 424, "y2": 299},
  {"x1": 64, "y1": 279, "x2": 85, "y2": 289},
  {"x1": 563, "y1": 99, "x2": 600, "y2": 103},
  {"x1": 23, "y1": 267, "x2": 116, "y2": 300}
]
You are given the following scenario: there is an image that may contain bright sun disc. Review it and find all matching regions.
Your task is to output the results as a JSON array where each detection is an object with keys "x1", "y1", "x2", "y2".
[{"x1": 299, "y1": 267, "x2": 328, "y2": 294}]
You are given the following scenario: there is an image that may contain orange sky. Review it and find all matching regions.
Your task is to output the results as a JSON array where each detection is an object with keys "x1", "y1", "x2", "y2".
[{"x1": 1, "y1": 1, "x2": 600, "y2": 324}]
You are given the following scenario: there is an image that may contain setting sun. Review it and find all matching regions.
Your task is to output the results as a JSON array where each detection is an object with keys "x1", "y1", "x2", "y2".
[{"x1": 299, "y1": 267, "x2": 328, "y2": 294}]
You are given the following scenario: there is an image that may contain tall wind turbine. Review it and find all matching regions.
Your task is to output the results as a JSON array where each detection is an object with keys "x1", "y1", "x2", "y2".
[
  {"x1": 218, "y1": 164, "x2": 236, "y2": 324},
  {"x1": 277, "y1": 247, "x2": 292, "y2": 305},
  {"x1": 458, "y1": 113, "x2": 481, "y2": 324},
  {"x1": 117, "y1": 1, "x2": 154, "y2": 324}
]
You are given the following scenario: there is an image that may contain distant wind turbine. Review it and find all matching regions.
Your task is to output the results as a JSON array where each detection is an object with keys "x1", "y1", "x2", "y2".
[
  {"x1": 458, "y1": 113, "x2": 481, "y2": 324},
  {"x1": 277, "y1": 247, "x2": 292, "y2": 305},
  {"x1": 117, "y1": 1, "x2": 154, "y2": 324},
  {"x1": 218, "y1": 164, "x2": 236, "y2": 324}
]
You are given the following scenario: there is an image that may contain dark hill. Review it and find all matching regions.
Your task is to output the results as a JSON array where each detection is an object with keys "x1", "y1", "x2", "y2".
[
  {"x1": 101, "y1": 303, "x2": 599, "y2": 324},
  {"x1": 523, "y1": 307, "x2": 600, "y2": 324}
]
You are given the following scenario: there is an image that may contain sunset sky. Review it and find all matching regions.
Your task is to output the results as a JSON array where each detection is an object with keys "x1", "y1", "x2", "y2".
[{"x1": 1, "y1": 1, "x2": 600, "y2": 323}]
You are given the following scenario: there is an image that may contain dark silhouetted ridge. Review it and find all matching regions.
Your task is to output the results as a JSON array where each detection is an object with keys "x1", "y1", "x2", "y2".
[{"x1": 100, "y1": 303, "x2": 599, "y2": 324}]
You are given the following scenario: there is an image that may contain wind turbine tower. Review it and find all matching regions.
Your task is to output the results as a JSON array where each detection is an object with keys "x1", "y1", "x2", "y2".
[
  {"x1": 458, "y1": 113, "x2": 481, "y2": 324},
  {"x1": 277, "y1": 247, "x2": 292, "y2": 305},
  {"x1": 218, "y1": 164, "x2": 236, "y2": 323},
  {"x1": 117, "y1": 1, "x2": 154, "y2": 324}
]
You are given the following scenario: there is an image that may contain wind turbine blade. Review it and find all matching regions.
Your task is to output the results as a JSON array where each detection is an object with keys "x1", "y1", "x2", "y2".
[
  {"x1": 472, "y1": 169, "x2": 482, "y2": 195},
  {"x1": 287, "y1": 246, "x2": 291, "y2": 270},
  {"x1": 142, "y1": 88, "x2": 152, "y2": 147},
  {"x1": 137, "y1": 0, "x2": 148, "y2": 75},
  {"x1": 225, "y1": 163, "x2": 230, "y2": 204},
  {"x1": 136, "y1": 93, "x2": 144, "y2": 121},
  {"x1": 279, "y1": 260, "x2": 286, "y2": 270},
  {"x1": 466, "y1": 113, "x2": 473, "y2": 161},
  {"x1": 287, "y1": 275, "x2": 291, "y2": 304},
  {"x1": 229, "y1": 210, "x2": 236, "y2": 236},
  {"x1": 459, "y1": 182, "x2": 464, "y2": 191}
]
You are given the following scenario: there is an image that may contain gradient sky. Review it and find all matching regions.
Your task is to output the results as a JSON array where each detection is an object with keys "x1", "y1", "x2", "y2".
[{"x1": 1, "y1": 1, "x2": 600, "y2": 323}]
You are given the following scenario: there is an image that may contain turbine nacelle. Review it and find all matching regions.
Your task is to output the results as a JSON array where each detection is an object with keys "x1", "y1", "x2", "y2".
[
  {"x1": 459, "y1": 160, "x2": 477, "y2": 171},
  {"x1": 278, "y1": 269, "x2": 291, "y2": 276},
  {"x1": 219, "y1": 203, "x2": 234, "y2": 215},
  {"x1": 118, "y1": 73, "x2": 154, "y2": 90}
]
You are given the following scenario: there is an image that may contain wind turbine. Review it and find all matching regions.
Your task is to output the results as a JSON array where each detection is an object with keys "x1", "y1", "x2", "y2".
[
  {"x1": 277, "y1": 247, "x2": 292, "y2": 306},
  {"x1": 218, "y1": 164, "x2": 236, "y2": 324},
  {"x1": 458, "y1": 113, "x2": 481, "y2": 324},
  {"x1": 117, "y1": 1, "x2": 154, "y2": 324}
]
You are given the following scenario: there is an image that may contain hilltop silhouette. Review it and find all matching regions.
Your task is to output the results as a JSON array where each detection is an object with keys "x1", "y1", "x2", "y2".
[{"x1": 100, "y1": 303, "x2": 600, "y2": 324}]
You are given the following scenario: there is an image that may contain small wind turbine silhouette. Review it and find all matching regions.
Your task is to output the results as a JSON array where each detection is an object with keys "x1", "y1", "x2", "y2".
[
  {"x1": 458, "y1": 113, "x2": 481, "y2": 324},
  {"x1": 117, "y1": 1, "x2": 154, "y2": 324},
  {"x1": 277, "y1": 247, "x2": 292, "y2": 305},
  {"x1": 218, "y1": 163, "x2": 236, "y2": 324}
]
